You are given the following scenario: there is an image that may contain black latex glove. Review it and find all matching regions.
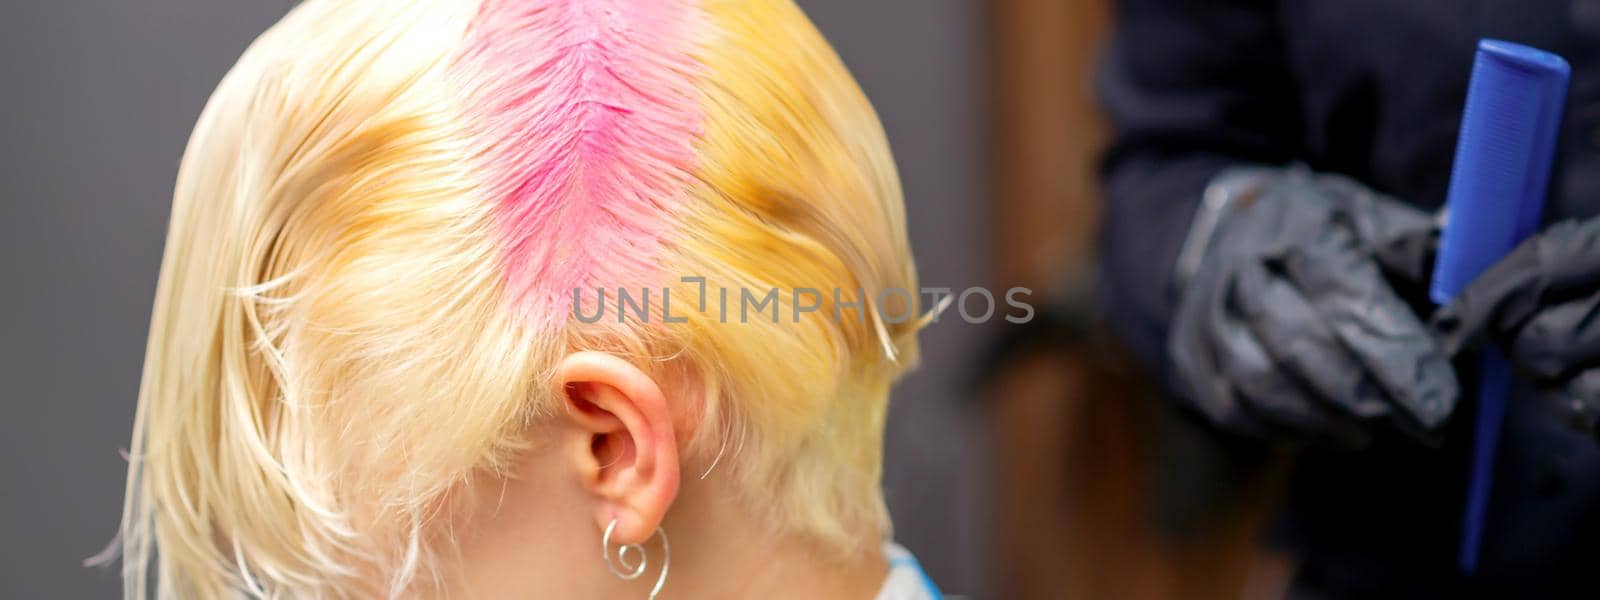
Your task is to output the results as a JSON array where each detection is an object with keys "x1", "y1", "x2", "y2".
[
  {"x1": 1169, "y1": 169, "x2": 1458, "y2": 445},
  {"x1": 1432, "y1": 217, "x2": 1600, "y2": 433}
]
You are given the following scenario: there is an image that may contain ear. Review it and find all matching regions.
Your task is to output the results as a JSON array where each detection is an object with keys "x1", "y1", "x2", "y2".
[{"x1": 555, "y1": 351, "x2": 680, "y2": 546}]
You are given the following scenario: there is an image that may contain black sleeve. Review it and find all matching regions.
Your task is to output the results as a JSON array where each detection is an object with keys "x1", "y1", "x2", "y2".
[{"x1": 1096, "y1": 0, "x2": 1304, "y2": 381}]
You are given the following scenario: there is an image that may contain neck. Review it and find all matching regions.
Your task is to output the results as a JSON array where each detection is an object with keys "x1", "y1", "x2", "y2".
[{"x1": 660, "y1": 476, "x2": 888, "y2": 599}]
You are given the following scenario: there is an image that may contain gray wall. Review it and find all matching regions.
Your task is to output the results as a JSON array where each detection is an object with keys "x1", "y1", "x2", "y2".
[{"x1": 0, "y1": 2, "x2": 988, "y2": 596}]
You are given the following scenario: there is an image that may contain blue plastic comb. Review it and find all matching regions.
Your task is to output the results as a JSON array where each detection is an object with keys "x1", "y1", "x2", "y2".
[{"x1": 1431, "y1": 39, "x2": 1569, "y2": 573}]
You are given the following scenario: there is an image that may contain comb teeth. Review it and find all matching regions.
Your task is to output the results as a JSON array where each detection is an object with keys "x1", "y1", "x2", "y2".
[
  {"x1": 1431, "y1": 39, "x2": 1569, "y2": 304},
  {"x1": 455, "y1": 0, "x2": 707, "y2": 325}
]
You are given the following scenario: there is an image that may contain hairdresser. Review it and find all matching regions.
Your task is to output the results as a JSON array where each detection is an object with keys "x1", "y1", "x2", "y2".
[{"x1": 1097, "y1": 0, "x2": 1600, "y2": 597}]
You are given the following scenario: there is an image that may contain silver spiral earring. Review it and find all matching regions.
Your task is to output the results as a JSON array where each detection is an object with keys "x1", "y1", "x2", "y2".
[{"x1": 602, "y1": 519, "x2": 670, "y2": 600}]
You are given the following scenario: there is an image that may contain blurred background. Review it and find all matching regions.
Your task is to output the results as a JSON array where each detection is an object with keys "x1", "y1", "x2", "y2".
[{"x1": 0, "y1": 1, "x2": 1286, "y2": 598}]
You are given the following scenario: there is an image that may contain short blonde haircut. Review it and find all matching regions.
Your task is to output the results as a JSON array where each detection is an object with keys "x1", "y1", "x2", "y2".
[{"x1": 116, "y1": 0, "x2": 921, "y2": 597}]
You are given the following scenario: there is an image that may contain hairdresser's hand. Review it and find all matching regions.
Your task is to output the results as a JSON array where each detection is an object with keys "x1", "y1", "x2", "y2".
[
  {"x1": 1433, "y1": 217, "x2": 1600, "y2": 434},
  {"x1": 1169, "y1": 169, "x2": 1458, "y2": 445}
]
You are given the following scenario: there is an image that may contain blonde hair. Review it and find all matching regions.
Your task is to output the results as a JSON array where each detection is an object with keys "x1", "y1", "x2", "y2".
[{"x1": 116, "y1": 0, "x2": 921, "y2": 597}]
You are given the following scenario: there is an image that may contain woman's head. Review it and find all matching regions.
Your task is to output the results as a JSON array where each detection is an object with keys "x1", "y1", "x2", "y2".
[{"x1": 120, "y1": 0, "x2": 920, "y2": 596}]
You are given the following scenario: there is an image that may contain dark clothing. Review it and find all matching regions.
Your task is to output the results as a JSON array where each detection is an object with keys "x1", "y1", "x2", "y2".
[{"x1": 1098, "y1": 0, "x2": 1600, "y2": 596}]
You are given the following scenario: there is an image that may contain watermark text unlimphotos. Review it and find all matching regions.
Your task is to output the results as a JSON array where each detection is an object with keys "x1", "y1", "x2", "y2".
[{"x1": 573, "y1": 276, "x2": 1033, "y2": 325}]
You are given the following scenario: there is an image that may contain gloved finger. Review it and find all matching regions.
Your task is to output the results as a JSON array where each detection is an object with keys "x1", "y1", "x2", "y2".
[
  {"x1": 1371, "y1": 226, "x2": 1442, "y2": 322},
  {"x1": 1315, "y1": 176, "x2": 1443, "y2": 308},
  {"x1": 1279, "y1": 232, "x2": 1458, "y2": 429},
  {"x1": 1205, "y1": 271, "x2": 1367, "y2": 442},
  {"x1": 1239, "y1": 172, "x2": 1343, "y2": 253},
  {"x1": 1509, "y1": 289, "x2": 1600, "y2": 381},
  {"x1": 1168, "y1": 263, "x2": 1285, "y2": 439},
  {"x1": 1232, "y1": 255, "x2": 1391, "y2": 422},
  {"x1": 1320, "y1": 174, "x2": 1439, "y2": 259},
  {"x1": 1370, "y1": 225, "x2": 1440, "y2": 291},
  {"x1": 1434, "y1": 218, "x2": 1600, "y2": 357}
]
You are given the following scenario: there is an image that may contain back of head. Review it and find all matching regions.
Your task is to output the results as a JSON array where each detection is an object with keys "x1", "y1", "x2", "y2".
[{"x1": 118, "y1": 0, "x2": 920, "y2": 596}]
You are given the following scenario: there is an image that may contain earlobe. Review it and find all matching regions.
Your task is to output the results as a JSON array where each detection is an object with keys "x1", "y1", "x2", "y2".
[{"x1": 555, "y1": 351, "x2": 681, "y2": 546}]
